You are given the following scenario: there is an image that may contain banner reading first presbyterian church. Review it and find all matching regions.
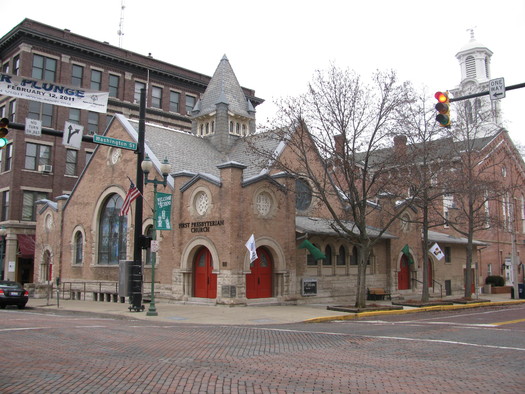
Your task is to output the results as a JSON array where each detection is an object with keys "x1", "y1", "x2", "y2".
[{"x1": 0, "y1": 73, "x2": 108, "y2": 113}]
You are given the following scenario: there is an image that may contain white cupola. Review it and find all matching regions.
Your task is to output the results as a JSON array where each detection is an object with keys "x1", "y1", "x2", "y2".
[
  {"x1": 455, "y1": 29, "x2": 493, "y2": 85},
  {"x1": 450, "y1": 29, "x2": 502, "y2": 126}
]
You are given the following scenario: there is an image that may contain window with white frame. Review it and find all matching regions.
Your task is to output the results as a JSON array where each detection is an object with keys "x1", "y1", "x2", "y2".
[
  {"x1": 134, "y1": 81, "x2": 146, "y2": 104},
  {"x1": 521, "y1": 196, "x2": 525, "y2": 234},
  {"x1": 87, "y1": 111, "x2": 99, "y2": 134},
  {"x1": 90, "y1": 69, "x2": 102, "y2": 90},
  {"x1": 109, "y1": 74, "x2": 120, "y2": 98},
  {"x1": 169, "y1": 91, "x2": 180, "y2": 113},
  {"x1": 28, "y1": 101, "x2": 53, "y2": 127},
  {"x1": 65, "y1": 149, "x2": 78, "y2": 176},
  {"x1": 71, "y1": 64, "x2": 84, "y2": 87},
  {"x1": 25, "y1": 142, "x2": 51, "y2": 170},
  {"x1": 185, "y1": 95, "x2": 196, "y2": 114},
  {"x1": 151, "y1": 86, "x2": 162, "y2": 109},
  {"x1": 484, "y1": 191, "x2": 490, "y2": 228},
  {"x1": 443, "y1": 194, "x2": 454, "y2": 227},
  {"x1": 32, "y1": 54, "x2": 57, "y2": 81}
]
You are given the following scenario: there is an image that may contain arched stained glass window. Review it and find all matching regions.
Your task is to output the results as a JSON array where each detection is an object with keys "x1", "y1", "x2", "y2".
[
  {"x1": 98, "y1": 194, "x2": 127, "y2": 265},
  {"x1": 74, "y1": 231, "x2": 83, "y2": 265},
  {"x1": 337, "y1": 245, "x2": 346, "y2": 265},
  {"x1": 296, "y1": 179, "x2": 312, "y2": 211},
  {"x1": 323, "y1": 245, "x2": 332, "y2": 266}
]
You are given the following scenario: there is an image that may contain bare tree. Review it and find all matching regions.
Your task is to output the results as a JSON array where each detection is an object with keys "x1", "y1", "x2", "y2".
[
  {"x1": 253, "y1": 65, "x2": 416, "y2": 308},
  {"x1": 394, "y1": 90, "x2": 451, "y2": 301}
]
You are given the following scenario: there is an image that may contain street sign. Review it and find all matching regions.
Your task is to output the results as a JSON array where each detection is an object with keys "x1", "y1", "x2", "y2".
[
  {"x1": 93, "y1": 134, "x2": 137, "y2": 150},
  {"x1": 63, "y1": 121, "x2": 83, "y2": 149},
  {"x1": 489, "y1": 77, "x2": 506, "y2": 101}
]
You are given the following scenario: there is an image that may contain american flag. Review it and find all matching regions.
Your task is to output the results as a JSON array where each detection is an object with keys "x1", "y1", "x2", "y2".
[{"x1": 120, "y1": 181, "x2": 141, "y2": 216}]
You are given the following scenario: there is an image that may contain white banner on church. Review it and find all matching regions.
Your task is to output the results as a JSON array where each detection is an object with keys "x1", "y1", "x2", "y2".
[{"x1": 0, "y1": 73, "x2": 108, "y2": 113}]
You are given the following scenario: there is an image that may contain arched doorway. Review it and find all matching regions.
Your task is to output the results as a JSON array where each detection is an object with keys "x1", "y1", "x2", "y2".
[
  {"x1": 246, "y1": 247, "x2": 273, "y2": 299},
  {"x1": 398, "y1": 255, "x2": 410, "y2": 290},
  {"x1": 193, "y1": 247, "x2": 216, "y2": 298}
]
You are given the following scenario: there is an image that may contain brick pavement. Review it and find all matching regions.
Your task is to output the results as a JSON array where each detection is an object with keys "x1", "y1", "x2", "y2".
[{"x1": 1, "y1": 309, "x2": 524, "y2": 393}]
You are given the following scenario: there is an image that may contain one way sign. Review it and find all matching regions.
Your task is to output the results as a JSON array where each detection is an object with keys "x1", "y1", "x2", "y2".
[{"x1": 489, "y1": 78, "x2": 506, "y2": 101}]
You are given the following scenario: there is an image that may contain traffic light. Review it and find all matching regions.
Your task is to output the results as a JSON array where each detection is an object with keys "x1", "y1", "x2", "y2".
[
  {"x1": 0, "y1": 118, "x2": 8, "y2": 149},
  {"x1": 434, "y1": 91, "x2": 451, "y2": 127}
]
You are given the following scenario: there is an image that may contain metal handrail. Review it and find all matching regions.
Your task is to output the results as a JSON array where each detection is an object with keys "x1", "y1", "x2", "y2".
[
  {"x1": 59, "y1": 281, "x2": 120, "y2": 300},
  {"x1": 411, "y1": 278, "x2": 443, "y2": 298},
  {"x1": 432, "y1": 279, "x2": 443, "y2": 298}
]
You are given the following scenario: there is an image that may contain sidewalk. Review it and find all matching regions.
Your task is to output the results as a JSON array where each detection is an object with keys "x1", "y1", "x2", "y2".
[{"x1": 27, "y1": 293, "x2": 525, "y2": 325}]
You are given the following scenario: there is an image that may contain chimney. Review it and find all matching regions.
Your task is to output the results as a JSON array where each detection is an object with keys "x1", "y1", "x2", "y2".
[
  {"x1": 393, "y1": 135, "x2": 407, "y2": 157},
  {"x1": 334, "y1": 134, "x2": 344, "y2": 156}
]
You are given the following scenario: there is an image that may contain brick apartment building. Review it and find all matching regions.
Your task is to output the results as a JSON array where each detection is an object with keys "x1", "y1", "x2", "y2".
[{"x1": 0, "y1": 18, "x2": 262, "y2": 283}]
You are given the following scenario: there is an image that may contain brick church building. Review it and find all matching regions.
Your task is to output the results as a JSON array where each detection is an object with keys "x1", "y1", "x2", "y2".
[{"x1": 32, "y1": 54, "x2": 495, "y2": 305}]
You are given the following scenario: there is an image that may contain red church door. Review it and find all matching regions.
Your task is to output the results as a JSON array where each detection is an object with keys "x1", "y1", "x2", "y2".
[
  {"x1": 246, "y1": 247, "x2": 273, "y2": 299},
  {"x1": 193, "y1": 248, "x2": 217, "y2": 298},
  {"x1": 398, "y1": 255, "x2": 410, "y2": 290}
]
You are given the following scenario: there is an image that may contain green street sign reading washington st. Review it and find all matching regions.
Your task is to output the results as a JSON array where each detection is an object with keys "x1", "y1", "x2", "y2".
[{"x1": 93, "y1": 134, "x2": 137, "y2": 151}]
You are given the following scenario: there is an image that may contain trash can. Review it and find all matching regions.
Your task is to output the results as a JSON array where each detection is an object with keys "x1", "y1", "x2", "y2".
[{"x1": 519, "y1": 284, "x2": 525, "y2": 299}]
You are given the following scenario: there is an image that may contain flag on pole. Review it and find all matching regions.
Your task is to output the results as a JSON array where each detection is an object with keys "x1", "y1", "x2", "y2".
[
  {"x1": 402, "y1": 244, "x2": 414, "y2": 265},
  {"x1": 245, "y1": 234, "x2": 258, "y2": 263},
  {"x1": 429, "y1": 243, "x2": 444, "y2": 260},
  {"x1": 298, "y1": 239, "x2": 326, "y2": 261},
  {"x1": 120, "y1": 181, "x2": 141, "y2": 216}
]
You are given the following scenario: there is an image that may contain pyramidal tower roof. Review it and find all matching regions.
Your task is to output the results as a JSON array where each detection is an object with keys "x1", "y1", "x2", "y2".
[{"x1": 193, "y1": 55, "x2": 254, "y2": 119}]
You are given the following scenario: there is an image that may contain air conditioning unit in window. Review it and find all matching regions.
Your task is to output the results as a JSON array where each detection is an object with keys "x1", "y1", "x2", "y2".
[{"x1": 38, "y1": 164, "x2": 53, "y2": 173}]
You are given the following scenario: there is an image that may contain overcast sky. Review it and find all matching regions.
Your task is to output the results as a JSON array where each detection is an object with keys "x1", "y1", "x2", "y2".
[{"x1": 2, "y1": 0, "x2": 525, "y2": 146}]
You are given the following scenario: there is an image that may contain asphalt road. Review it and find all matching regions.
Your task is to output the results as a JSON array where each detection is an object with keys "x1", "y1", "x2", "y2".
[{"x1": 1, "y1": 305, "x2": 524, "y2": 393}]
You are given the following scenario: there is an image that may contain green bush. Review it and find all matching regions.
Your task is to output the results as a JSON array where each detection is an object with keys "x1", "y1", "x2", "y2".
[{"x1": 485, "y1": 275, "x2": 505, "y2": 287}]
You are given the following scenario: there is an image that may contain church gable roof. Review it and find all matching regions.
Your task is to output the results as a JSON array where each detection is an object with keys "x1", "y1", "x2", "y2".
[{"x1": 124, "y1": 118, "x2": 282, "y2": 181}]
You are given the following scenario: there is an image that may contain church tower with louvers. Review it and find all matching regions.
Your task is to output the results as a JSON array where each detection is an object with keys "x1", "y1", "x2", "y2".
[{"x1": 450, "y1": 29, "x2": 502, "y2": 126}]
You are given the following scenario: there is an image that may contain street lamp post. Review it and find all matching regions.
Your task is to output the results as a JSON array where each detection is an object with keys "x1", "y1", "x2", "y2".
[
  {"x1": 141, "y1": 155, "x2": 171, "y2": 317},
  {"x1": 0, "y1": 226, "x2": 6, "y2": 280}
]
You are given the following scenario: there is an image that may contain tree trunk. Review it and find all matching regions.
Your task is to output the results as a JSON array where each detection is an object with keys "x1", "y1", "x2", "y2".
[{"x1": 355, "y1": 245, "x2": 369, "y2": 308}]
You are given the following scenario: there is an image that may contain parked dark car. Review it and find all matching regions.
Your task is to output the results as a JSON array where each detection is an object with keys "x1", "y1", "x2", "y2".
[{"x1": 0, "y1": 281, "x2": 29, "y2": 309}]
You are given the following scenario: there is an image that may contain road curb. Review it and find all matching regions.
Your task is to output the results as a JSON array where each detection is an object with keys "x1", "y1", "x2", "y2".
[{"x1": 304, "y1": 299, "x2": 525, "y2": 323}]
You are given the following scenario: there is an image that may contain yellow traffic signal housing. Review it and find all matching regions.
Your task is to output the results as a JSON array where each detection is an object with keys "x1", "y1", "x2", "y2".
[{"x1": 434, "y1": 91, "x2": 451, "y2": 127}]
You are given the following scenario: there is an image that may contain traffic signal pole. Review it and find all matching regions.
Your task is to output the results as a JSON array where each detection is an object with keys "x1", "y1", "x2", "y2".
[
  {"x1": 129, "y1": 88, "x2": 146, "y2": 312},
  {"x1": 8, "y1": 121, "x2": 95, "y2": 141},
  {"x1": 449, "y1": 82, "x2": 525, "y2": 102}
]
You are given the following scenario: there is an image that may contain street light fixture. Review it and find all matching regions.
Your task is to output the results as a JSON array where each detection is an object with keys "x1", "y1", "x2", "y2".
[{"x1": 141, "y1": 155, "x2": 171, "y2": 316}]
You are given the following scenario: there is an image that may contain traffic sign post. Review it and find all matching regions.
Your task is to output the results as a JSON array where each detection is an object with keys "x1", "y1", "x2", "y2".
[
  {"x1": 489, "y1": 77, "x2": 506, "y2": 101},
  {"x1": 93, "y1": 134, "x2": 137, "y2": 150}
]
